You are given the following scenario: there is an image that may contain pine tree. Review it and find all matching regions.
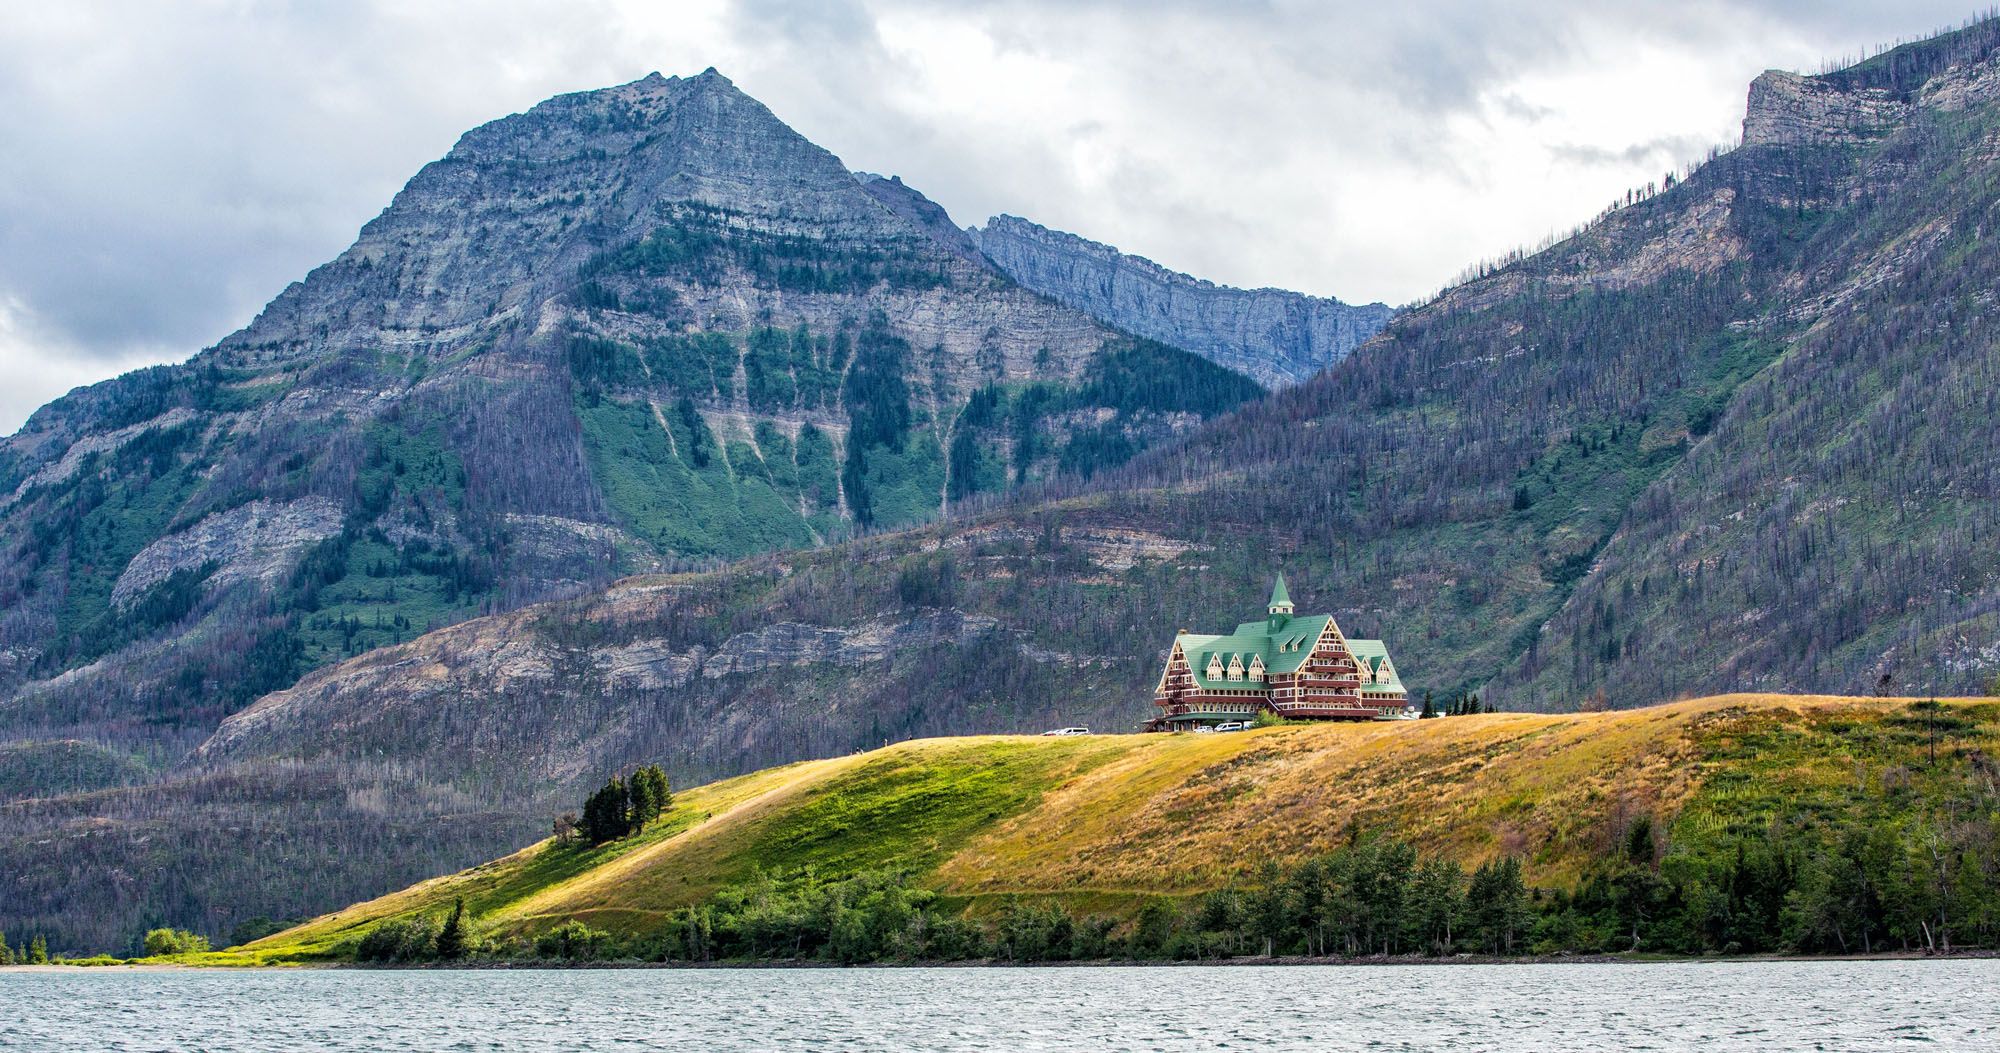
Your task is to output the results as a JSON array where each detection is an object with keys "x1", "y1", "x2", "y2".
[
  {"x1": 1420, "y1": 691, "x2": 1437, "y2": 719},
  {"x1": 628, "y1": 765, "x2": 671, "y2": 831},
  {"x1": 28, "y1": 935, "x2": 48, "y2": 965},
  {"x1": 609, "y1": 776, "x2": 633, "y2": 840},
  {"x1": 581, "y1": 776, "x2": 631, "y2": 845},
  {"x1": 436, "y1": 897, "x2": 467, "y2": 959}
]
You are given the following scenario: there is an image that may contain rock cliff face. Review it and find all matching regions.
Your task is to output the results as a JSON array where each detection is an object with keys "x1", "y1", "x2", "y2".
[
  {"x1": 1742, "y1": 70, "x2": 1909, "y2": 147},
  {"x1": 967, "y1": 215, "x2": 1394, "y2": 388}
]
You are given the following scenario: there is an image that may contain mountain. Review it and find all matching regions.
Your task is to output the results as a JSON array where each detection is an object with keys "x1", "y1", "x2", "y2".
[
  {"x1": 0, "y1": 70, "x2": 1261, "y2": 749},
  {"x1": 220, "y1": 694, "x2": 2000, "y2": 963},
  {"x1": 968, "y1": 214, "x2": 1396, "y2": 387},
  {"x1": 18, "y1": 18, "x2": 2000, "y2": 955}
]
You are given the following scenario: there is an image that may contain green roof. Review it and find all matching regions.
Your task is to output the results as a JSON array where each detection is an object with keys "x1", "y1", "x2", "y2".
[
  {"x1": 1268, "y1": 574, "x2": 1292, "y2": 611},
  {"x1": 1347, "y1": 640, "x2": 1403, "y2": 690},
  {"x1": 1178, "y1": 614, "x2": 1336, "y2": 691}
]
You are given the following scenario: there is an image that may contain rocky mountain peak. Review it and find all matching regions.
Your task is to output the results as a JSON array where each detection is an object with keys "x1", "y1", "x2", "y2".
[{"x1": 216, "y1": 68, "x2": 883, "y2": 365}]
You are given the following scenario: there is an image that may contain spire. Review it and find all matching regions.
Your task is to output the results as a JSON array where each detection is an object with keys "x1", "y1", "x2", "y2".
[{"x1": 1268, "y1": 573, "x2": 1294, "y2": 617}]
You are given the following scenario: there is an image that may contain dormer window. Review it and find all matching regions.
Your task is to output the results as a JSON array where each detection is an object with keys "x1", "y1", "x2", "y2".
[
  {"x1": 1248, "y1": 655, "x2": 1266, "y2": 681},
  {"x1": 1206, "y1": 654, "x2": 1224, "y2": 681},
  {"x1": 1227, "y1": 654, "x2": 1245, "y2": 681}
]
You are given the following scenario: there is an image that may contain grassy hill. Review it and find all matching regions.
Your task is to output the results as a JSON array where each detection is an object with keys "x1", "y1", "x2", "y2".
[{"x1": 208, "y1": 693, "x2": 2000, "y2": 963}]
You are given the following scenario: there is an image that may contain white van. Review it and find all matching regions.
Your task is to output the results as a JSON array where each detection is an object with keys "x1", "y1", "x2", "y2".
[
  {"x1": 1212, "y1": 721, "x2": 1250, "y2": 733},
  {"x1": 1041, "y1": 726, "x2": 1092, "y2": 736}
]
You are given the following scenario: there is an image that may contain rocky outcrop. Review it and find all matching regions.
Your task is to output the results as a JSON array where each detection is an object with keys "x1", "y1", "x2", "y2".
[
  {"x1": 967, "y1": 215, "x2": 1394, "y2": 387},
  {"x1": 1743, "y1": 70, "x2": 1909, "y2": 148},
  {"x1": 1744, "y1": 42, "x2": 2000, "y2": 150},
  {"x1": 109, "y1": 497, "x2": 343, "y2": 608},
  {"x1": 3, "y1": 407, "x2": 196, "y2": 508}
]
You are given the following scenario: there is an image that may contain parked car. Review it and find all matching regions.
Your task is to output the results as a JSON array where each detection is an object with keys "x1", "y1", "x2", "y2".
[
  {"x1": 1212, "y1": 721, "x2": 1250, "y2": 733},
  {"x1": 1191, "y1": 725, "x2": 1216, "y2": 734},
  {"x1": 1041, "y1": 726, "x2": 1092, "y2": 736}
]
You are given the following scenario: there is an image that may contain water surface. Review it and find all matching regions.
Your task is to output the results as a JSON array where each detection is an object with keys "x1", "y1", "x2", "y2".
[{"x1": 4, "y1": 959, "x2": 1994, "y2": 1051}]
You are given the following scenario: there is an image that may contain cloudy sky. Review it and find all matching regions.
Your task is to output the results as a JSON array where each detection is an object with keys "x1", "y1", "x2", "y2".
[{"x1": 0, "y1": 1, "x2": 1984, "y2": 433}]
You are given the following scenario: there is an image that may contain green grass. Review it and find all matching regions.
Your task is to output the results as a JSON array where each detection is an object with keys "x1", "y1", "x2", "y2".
[
  {"x1": 1673, "y1": 699, "x2": 2000, "y2": 851},
  {"x1": 576, "y1": 396, "x2": 822, "y2": 558}
]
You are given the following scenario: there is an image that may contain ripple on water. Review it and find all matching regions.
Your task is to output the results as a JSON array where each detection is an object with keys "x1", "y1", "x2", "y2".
[{"x1": 3, "y1": 960, "x2": 1999, "y2": 1051}]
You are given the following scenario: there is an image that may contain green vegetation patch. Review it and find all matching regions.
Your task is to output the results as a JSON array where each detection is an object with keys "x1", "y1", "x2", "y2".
[{"x1": 576, "y1": 396, "x2": 822, "y2": 558}]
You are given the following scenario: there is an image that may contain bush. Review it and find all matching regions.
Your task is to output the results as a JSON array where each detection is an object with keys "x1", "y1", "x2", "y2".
[
  {"x1": 355, "y1": 916, "x2": 440, "y2": 963},
  {"x1": 535, "y1": 920, "x2": 610, "y2": 961},
  {"x1": 143, "y1": 928, "x2": 211, "y2": 956}
]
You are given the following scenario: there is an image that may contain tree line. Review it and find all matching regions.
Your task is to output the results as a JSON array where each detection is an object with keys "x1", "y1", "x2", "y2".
[{"x1": 336, "y1": 791, "x2": 2000, "y2": 965}]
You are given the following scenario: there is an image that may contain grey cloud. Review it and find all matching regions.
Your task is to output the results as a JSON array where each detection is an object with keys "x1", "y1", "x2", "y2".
[
  {"x1": 0, "y1": 0, "x2": 1988, "y2": 434},
  {"x1": 1548, "y1": 134, "x2": 1720, "y2": 169}
]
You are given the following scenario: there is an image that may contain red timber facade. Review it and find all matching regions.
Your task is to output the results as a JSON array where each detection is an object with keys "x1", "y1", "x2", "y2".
[{"x1": 1148, "y1": 575, "x2": 1408, "y2": 730}]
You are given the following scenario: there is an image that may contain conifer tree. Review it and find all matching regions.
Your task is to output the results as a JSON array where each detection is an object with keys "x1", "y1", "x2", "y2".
[
  {"x1": 629, "y1": 765, "x2": 671, "y2": 831},
  {"x1": 436, "y1": 897, "x2": 468, "y2": 959},
  {"x1": 581, "y1": 776, "x2": 631, "y2": 845},
  {"x1": 28, "y1": 935, "x2": 48, "y2": 965}
]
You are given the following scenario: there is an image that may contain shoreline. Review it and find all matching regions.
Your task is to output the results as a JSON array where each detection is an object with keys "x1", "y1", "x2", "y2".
[{"x1": 11, "y1": 949, "x2": 1999, "y2": 972}]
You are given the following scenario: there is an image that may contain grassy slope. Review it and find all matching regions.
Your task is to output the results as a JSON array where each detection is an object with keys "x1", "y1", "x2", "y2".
[{"x1": 216, "y1": 692, "x2": 1998, "y2": 963}]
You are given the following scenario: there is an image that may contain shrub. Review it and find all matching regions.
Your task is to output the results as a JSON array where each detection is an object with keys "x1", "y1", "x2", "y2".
[
  {"x1": 355, "y1": 916, "x2": 440, "y2": 963},
  {"x1": 143, "y1": 928, "x2": 211, "y2": 956},
  {"x1": 535, "y1": 920, "x2": 609, "y2": 961}
]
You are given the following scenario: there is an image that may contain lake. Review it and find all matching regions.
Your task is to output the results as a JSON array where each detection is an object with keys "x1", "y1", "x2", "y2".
[{"x1": 3, "y1": 959, "x2": 1995, "y2": 1051}]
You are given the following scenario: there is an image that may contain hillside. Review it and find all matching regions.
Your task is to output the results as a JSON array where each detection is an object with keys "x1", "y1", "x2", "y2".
[
  {"x1": 225, "y1": 694, "x2": 2000, "y2": 962},
  {"x1": 968, "y1": 214, "x2": 1396, "y2": 387}
]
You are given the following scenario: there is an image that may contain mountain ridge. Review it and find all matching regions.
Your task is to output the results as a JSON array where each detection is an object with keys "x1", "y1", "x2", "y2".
[{"x1": 968, "y1": 213, "x2": 1395, "y2": 387}]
